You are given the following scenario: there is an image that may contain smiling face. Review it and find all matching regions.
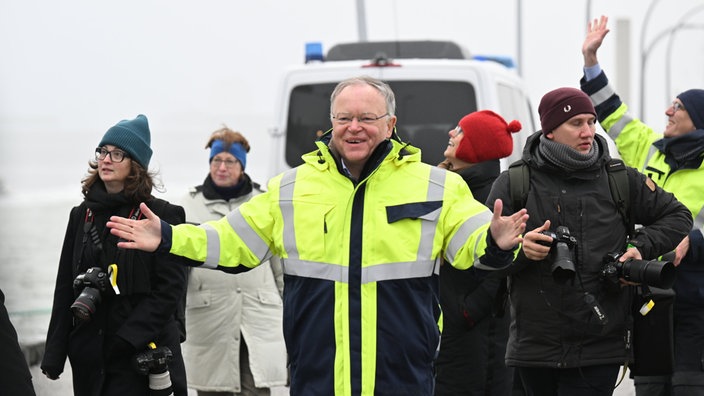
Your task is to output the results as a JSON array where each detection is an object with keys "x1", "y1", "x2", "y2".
[
  {"x1": 97, "y1": 144, "x2": 132, "y2": 193},
  {"x1": 663, "y1": 99, "x2": 696, "y2": 138},
  {"x1": 329, "y1": 83, "x2": 396, "y2": 179},
  {"x1": 546, "y1": 113, "x2": 596, "y2": 154},
  {"x1": 443, "y1": 125, "x2": 462, "y2": 158}
]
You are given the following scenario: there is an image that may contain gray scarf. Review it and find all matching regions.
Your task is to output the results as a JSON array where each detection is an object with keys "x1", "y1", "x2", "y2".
[{"x1": 538, "y1": 134, "x2": 600, "y2": 171}]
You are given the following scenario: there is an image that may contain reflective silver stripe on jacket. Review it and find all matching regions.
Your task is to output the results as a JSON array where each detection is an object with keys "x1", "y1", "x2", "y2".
[
  {"x1": 609, "y1": 115, "x2": 633, "y2": 141},
  {"x1": 643, "y1": 145, "x2": 659, "y2": 171},
  {"x1": 279, "y1": 168, "x2": 298, "y2": 256},
  {"x1": 695, "y1": 207, "x2": 704, "y2": 232},
  {"x1": 278, "y1": 166, "x2": 445, "y2": 284},
  {"x1": 590, "y1": 82, "x2": 616, "y2": 107},
  {"x1": 422, "y1": 167, "x2": 446, "y2": 276},
  {"x1": 444, "y1": 210, "x2": 492, "y2": 266},
  {"x1": 200, "y1": 223, "x2": 220, "y2": 269},
  {"x1": 200, "y1": 208, "x2": 272, "y2": 269}
]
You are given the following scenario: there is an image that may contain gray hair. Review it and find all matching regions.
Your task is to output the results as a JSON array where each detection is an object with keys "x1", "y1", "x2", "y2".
[{"x1": 329, "y1": 76, "x2": 396, "y2": 117}]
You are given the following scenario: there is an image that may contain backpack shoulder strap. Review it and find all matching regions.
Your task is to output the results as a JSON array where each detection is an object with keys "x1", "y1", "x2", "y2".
[
  {"x1": 606, "y1": 158, "x2": 633, "y2": 237},
  {"x1": 508, "y1": 159, "x2": 530, "y2": 211}
]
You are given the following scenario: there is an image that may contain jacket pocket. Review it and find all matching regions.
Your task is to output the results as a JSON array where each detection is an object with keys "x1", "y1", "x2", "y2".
[
  {"x1": 257, "y1": 289, "x2": 283, "y2": 306},
  {"x1": 386, "y1": 201, "x2": 443, "y2": 223},
  {"x1": 186, "y1": 289, "x2": 211, "y2": 309}
]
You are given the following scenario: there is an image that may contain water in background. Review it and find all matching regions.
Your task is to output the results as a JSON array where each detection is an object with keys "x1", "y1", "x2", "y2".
[{"x1": 0, "y1": 194, "x2": 77, "y2": 346}]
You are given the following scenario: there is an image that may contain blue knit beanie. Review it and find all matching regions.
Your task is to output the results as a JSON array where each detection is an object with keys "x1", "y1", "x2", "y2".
[
  {"x1": 98, "y1": 114, "x2": 153, "y2": 168},
  {"x1": 677, "y1": 89, "x2": 704, "y2": 130}
]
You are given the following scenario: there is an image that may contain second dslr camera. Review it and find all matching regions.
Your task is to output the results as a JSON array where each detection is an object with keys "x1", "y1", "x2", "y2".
[{"x1": 71, "y1": 267, "x2": 109, "y2": 321}]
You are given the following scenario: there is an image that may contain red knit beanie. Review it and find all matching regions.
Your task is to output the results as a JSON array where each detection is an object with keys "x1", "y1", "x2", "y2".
[
  {"x1": 538, "y1": 87, "x2": 596, "y2": 134},
  {"x1": 455, "y1": 110, "x2": 522, "y2": 163}
]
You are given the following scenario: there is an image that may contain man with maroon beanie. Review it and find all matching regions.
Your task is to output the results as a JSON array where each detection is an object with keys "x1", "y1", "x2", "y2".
[{"x1": 485, "y1": 87, "x2": 692, "y2": 396}]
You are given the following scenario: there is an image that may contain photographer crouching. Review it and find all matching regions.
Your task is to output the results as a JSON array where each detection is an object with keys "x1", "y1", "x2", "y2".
[{"x1": 486, "y1": 87, "x2": 692, "y2": 396}]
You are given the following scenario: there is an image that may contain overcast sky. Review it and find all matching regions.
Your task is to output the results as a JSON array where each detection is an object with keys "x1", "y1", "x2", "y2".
[{"x1": 1, "y1": 0, "x2": 703, "y2": 199}]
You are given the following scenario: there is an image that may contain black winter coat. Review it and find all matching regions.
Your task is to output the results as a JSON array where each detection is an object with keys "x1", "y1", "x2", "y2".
[
  {"x1": 435, "y1": 160, "x2": 513, "y2": 396},
  {"x1": 486, "y1": 132, "x2": 692, "y2": 369},
  {"x1": 41, "y1": 186, "x2": 188, "y2": 396}
]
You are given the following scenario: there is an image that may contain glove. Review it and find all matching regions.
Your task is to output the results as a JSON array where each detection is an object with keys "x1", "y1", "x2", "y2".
[{"x1": 106, "y1": 335, "x2": 136, "y2": 360}]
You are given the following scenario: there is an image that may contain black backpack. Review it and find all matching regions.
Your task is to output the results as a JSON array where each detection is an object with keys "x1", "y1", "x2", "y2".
[{"x1": 507, "y1": 158, "x2": 632, "y2": 236}]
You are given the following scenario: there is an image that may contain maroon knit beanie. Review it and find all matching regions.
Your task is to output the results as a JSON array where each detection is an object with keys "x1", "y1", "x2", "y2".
[
  {"x1": 538, "y1": 87, "x2": 596, "y2": 134},
  {"x1": 455, "y1": 110, "x2": 522, "y2": 163}
]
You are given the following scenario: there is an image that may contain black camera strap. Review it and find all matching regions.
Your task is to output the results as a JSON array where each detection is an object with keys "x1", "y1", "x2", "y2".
[{"x1": 81, "y1": 206, "x2": 142, "y2": 289}]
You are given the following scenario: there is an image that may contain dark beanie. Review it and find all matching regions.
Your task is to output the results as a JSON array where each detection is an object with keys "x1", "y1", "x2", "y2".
[
  {"x1": 455, "y1": 110, "x2": 522, "y2": 163},
  {"x1": 98, "y1": 114, "x2": 153, "y2": 168},
  {"x1": 538, "y1": 87, "x2": 596, "y2": 134},
  {"x1": 677, "y1": 89, "x2": 704, "y2": 130}
]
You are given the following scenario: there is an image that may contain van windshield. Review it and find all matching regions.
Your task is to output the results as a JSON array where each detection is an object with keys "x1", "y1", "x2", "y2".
[{"x1": 285, "y1": 81, "x2": 477, "y2": 167}]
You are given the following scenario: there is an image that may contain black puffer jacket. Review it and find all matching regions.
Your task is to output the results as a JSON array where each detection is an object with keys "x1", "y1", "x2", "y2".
[
  {"x1": 435, "y1": 159, "x2": 514, "y2": 395},
  {"x1": 487, "y1": 132, "x2": 692, "y2": 369},
  {"x1": 41, "y1": 183, "x2": 188, "y2": 396}
]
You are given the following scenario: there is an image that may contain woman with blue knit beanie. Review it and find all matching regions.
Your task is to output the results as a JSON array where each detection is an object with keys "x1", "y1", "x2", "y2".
[{"x1": 41, "y1": 114, "x2": 189, "y2": 396}]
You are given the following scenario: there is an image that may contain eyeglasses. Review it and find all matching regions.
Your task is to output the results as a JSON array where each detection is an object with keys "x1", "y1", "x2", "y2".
[
  {"x1": 211, "y1": 158, "x2": 239, "y2": 168},
  {"x1": 331, "y1": 112, "x2": 389, "y2": 125},
  {"x1": 671, "y1": 101, "x2": 686, "y2": 113},
  {"x1": 95, "y1": 147, "x2": 129, "y2": 162},
  {"x1": 453, "y1": 126, "x2": 464, "y2": 136}
]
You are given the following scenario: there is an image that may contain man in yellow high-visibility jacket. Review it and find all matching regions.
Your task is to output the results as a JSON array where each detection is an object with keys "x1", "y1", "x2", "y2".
[
  {"x1": 582, "y1": 16, "x2": 704, "y2": 396},
  {"x1": 107, "y1": 76, "x2": 529, "y2": 396}
]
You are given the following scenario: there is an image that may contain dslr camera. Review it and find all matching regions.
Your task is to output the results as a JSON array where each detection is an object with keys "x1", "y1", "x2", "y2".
[
  {"x1": 600, "y1": 252, "x2": 675, "y2": 289},
  {"x1": 71, "y1": 267, "x2": 109, "y2": 321},
  {"x1": 132, "y1": 345, "x2": 173, "y2": 375},
  {"x1": 538, "y1": 226, "x2": 578, "y2": 283}
]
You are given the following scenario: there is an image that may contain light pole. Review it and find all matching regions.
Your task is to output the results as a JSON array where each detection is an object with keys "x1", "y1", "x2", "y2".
[
  {"x1": 664, "y1": 4, "x2": 704, "y2": 102},
  {"x1": 638, "y1": 0, "x2": 662, "y2": 122},
  {"x1": 356, "y1": 0, "x2": 367, "y2": 42},
  {"x1": 517, "y1": 0, "x2": 523, "y2": 76}
]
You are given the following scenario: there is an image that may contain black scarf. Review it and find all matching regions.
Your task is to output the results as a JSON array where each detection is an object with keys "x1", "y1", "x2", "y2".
[
  {"x1": 82, "y1": 182, "x2": 150, "y2": 295},
  {"x1": 653, "y1": 129, "x2": 704, "y2": 171}
]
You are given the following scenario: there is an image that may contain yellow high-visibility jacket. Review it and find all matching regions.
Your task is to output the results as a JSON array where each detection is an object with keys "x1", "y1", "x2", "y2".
[{"x1": 167, "y1": 138, "x2": 506, "y2": 395}]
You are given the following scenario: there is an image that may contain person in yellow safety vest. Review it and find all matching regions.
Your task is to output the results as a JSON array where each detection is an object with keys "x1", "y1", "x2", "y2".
[
  {"x1": 581, "y1": 16, "x2": 704, "y2": 396},
  {"x1": 106, "y1": 76, "x2": 529, "y2": 396}
]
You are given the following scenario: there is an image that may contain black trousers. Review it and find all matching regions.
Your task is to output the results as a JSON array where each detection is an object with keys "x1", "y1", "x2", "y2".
[{"x1": 516, "y1": 364, "x2": 621, "y2": 396}]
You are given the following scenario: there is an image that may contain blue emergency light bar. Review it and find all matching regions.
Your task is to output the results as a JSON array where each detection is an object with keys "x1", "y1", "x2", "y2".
[
  {"x1": 473, "y1": 55, "x2": 516, "y2": 68},
  {"x1": 305, "y1": 42, "x2": 324, "y2": 63}
]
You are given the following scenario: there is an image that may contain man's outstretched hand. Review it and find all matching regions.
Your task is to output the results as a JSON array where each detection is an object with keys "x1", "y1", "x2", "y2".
[
  {"x1": 107, "y1": 202, "x2": 163, "y2": 252},
  {"x1": 489, "y1": 199, "x2": 528, "y2": 251}
]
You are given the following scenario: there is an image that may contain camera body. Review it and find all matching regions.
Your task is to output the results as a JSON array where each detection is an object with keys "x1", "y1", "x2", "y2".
[
  {"x1": 133, "y1": 345, "x2": 173, "y2": 375},
  {"x1": 71, "y1": 267, "x2": 109, "y2": 321},
  {"x1": 538, "y1": 226, "x2": 577, "y2": 283},
  {"x1": 600, "y1": 252, "x2": 676, "y2": 289}
]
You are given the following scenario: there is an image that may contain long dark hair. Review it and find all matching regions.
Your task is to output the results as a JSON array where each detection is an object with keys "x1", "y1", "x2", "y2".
[{"x1": 81, "y1": 159, "x2": 162, "y2": 202}]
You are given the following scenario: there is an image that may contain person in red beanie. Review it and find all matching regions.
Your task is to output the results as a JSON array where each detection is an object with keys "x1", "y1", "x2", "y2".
[
  {"x1": 485, "y1": 87, "x2": 692, "y2": 396},
  {"x1": 435, "y1": 110, "x2": 522, "y2": 395},
  {"x1": 581, "y1": 16, "x2": 704, "y2": 396}
]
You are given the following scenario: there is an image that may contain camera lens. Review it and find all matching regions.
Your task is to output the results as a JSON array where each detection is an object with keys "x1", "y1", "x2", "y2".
[
  {"x1": 620, "y1": 259, "x2": 676, "y2": 289},
  {"x1": 71, "y1": 287, "x2": 102, "y2": 321},
  {"x1": 551, "y1": 241, "x2": 576, "y2": 283}
]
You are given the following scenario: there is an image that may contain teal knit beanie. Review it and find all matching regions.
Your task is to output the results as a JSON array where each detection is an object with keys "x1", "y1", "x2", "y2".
[{"x1": 99, "y1": 114, "x2": 153, "y2": 168}]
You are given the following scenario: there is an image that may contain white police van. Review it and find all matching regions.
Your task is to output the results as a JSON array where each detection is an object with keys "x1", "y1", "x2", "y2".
[{"x1": 268, "y1": 40, "x2": 537, "y2": 176}]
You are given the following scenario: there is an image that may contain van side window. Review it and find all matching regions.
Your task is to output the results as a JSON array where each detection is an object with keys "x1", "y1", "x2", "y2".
[{"x1": 285, "y1": 81, "x2": 477, "y2": 168}]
